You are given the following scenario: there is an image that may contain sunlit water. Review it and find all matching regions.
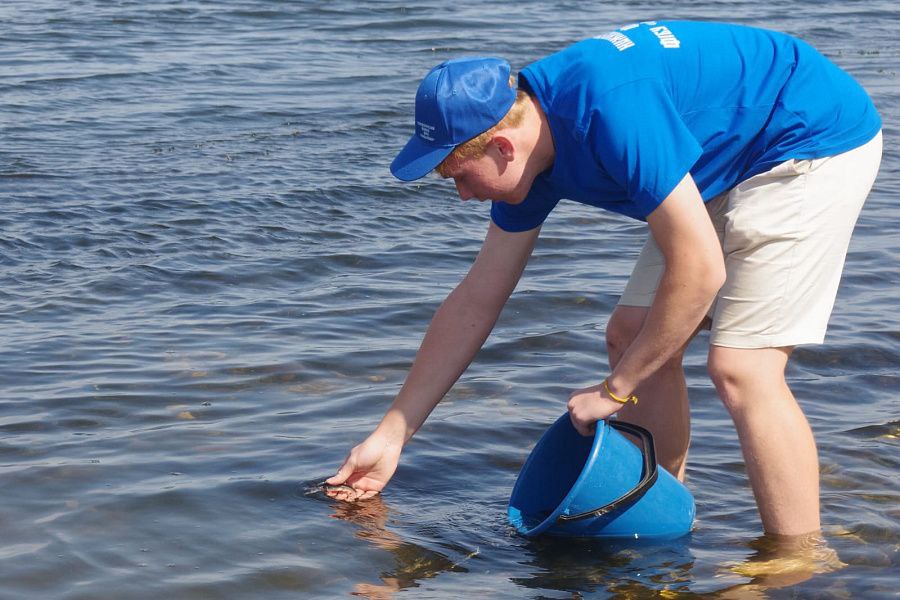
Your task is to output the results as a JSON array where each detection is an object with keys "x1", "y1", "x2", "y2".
[{"x1": 1, "y1": 1, "x2": 897, "y2": 598}]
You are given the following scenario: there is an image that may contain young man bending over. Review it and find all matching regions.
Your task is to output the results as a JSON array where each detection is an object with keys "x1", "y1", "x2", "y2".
[{"x1": 327, "y1": 21, "x2": 882, "y2": 536}]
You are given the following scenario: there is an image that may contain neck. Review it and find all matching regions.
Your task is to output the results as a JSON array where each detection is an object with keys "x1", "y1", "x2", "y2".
[{"x1": 526, "y1": 94, "x2": 555, "y2": 173}]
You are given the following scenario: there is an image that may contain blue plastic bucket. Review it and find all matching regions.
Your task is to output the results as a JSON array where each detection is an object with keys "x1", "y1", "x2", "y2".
[{"x1": 508, "y1": 414, "x2": 695, "y2": 539}]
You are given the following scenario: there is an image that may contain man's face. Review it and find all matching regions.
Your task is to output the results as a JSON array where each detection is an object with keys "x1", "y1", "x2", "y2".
[{"x1": 439, "y1": 144, "x2": 530, "y2": 205}]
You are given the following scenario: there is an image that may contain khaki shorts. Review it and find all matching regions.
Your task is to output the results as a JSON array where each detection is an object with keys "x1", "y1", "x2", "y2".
[{"x1": 619, "y1": 131, "x2": 883, "y2": 349}]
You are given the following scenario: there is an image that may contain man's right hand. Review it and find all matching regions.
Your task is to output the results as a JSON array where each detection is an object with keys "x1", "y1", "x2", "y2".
[{"x1": 325, "y1": 430, "x2": 403, "y2": 502}]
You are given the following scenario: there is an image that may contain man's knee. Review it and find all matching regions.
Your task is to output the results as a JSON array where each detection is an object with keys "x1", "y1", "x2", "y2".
[
  {"x1": 707, "y1": 346, "x2": 792, "y2": 414},
  {"x1": 606, "y1": 306, "x2": 647, "y2": 365}
]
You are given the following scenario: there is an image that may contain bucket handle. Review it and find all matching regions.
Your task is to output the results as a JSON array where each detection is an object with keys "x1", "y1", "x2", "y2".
[{"x1": 556, "y1": 420, "x2": 659, "y2": 523}]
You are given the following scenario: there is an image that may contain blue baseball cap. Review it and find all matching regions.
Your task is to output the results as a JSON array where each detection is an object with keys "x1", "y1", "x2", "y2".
[{"x1": 390, "y1": 57, "x2": 516, "y2": 182}]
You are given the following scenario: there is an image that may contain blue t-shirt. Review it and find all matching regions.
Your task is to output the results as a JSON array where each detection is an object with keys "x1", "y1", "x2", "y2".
[{"x1": 491, "y1": 20, "x2": 882, "y2": 231}]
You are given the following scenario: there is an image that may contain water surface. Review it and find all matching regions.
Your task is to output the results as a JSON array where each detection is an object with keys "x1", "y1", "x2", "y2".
[{"x1": 1, "y1": 1, "x2": 898, "y2": 598}]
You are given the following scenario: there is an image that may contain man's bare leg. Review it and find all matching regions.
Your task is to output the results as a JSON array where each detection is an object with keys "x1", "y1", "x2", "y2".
[{"x1": 708, "y1": 345, "x2": 820, "y2": 535}]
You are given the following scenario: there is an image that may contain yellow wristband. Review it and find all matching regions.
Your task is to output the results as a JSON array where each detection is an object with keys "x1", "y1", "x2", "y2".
[{"x1": 603, "y1": 378, "x2": 638, "y2": 404}]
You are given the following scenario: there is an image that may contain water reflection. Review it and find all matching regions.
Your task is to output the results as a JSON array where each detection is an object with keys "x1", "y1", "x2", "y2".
[
  {"x1": 308, "y1": 475, "x2": 849, "y2": 598},
  {"x1": 323, "y1": 495, "x2": 476, "y2": 599},
  {"x1": 713, "y1": 532, "x2": 845, "y2": 598},
  {"x1": 512, "y1": 534, "x2": 696, "y2": 596},
  {"x1": 507, "y1": 530, "x2": 845, "y2": 597}
]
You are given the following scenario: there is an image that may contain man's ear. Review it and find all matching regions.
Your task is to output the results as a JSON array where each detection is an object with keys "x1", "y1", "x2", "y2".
[{"x1": 490, "y1": 135, "x2": 515, "y2": 161}]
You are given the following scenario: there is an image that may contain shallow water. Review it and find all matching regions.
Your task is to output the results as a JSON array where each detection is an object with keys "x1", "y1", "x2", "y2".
[{"x1": 1, "y1": 1, "x2": 898, "y2": 598}]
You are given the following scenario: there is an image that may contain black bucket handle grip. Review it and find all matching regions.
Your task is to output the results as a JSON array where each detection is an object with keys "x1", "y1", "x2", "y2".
[{"x1": 555, "y1": 420, "x2": 659, "y2": 523}]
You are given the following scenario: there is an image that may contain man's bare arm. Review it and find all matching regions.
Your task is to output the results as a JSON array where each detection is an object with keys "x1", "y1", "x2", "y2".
[
  {"x1": 608, "y1": 173, "x2": 725, "y2": 395},
  {"x1": 380, "y1": 220, "x2": 541, "y2": 443},
  {"x1": 327, "y1": 221, "x2": 540, "y2": 496},
  {"x1": 568, "y1": 173, "x2": 725, "y2": 434}
]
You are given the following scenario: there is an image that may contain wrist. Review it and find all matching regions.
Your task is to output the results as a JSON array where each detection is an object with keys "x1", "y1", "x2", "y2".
[
  {"x1": 603, "y1": 377, "x2": 638, "y2": 405},
  {"x1": 376, "y1": 410, "x2": 412, "y2": 446}
]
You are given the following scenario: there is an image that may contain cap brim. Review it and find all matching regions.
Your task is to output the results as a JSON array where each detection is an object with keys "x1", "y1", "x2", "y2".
[{"x1": 390, "y1": 134, "x2": 455, "y2": 182}]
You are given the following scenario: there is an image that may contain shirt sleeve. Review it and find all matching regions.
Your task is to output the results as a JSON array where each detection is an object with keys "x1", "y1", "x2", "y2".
[{"x1": 583, "y1": 78, "x2": 703, "y2": 218}]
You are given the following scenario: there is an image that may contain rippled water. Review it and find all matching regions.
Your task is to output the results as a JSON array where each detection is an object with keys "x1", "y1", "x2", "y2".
[{"x1": 2, "y1": 1, "x2": 898, "y2": 598}]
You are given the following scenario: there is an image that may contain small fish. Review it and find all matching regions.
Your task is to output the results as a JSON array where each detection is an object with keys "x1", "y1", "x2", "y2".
[
  {"x1": 321, "y1": 482, "x2": 357, "y2": 495},
  {"x1": 302, "y1": 479, "x2": 361, "y2": 500}
]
